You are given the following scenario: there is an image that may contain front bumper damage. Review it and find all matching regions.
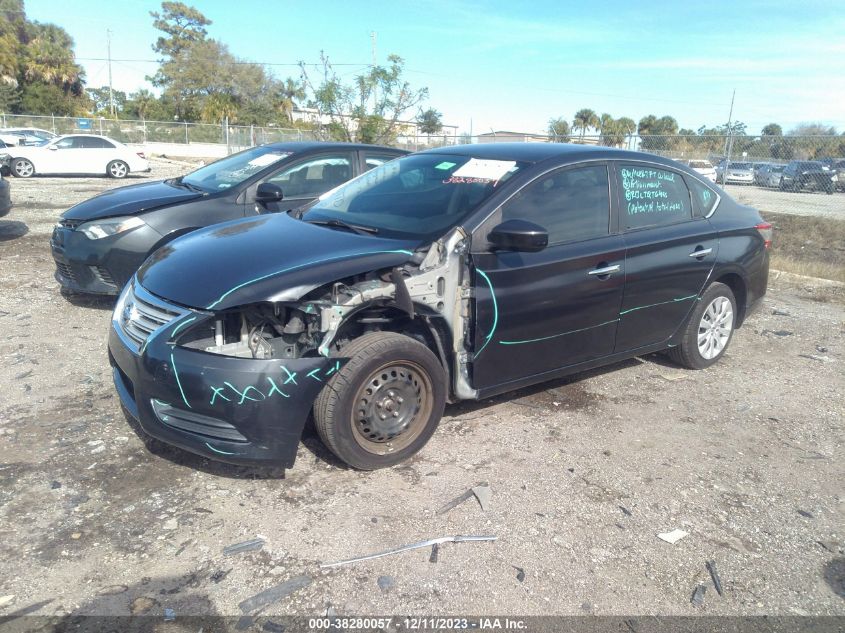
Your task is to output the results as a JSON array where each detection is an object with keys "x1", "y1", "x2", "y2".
[{"x1": 108, "y1": 307, "x2": 344, "y2": 468}]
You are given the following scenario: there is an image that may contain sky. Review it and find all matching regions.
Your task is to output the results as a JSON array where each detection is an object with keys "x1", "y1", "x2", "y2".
[{"x1": 26, "y1": 0, "x2": 845, "y2": 136}]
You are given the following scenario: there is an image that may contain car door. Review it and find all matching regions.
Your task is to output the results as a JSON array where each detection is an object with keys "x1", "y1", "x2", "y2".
[
  {"x1": 81, "y1": 136, "x2": 116, "y2": 173},
  {"x1": 613, "y1": 162, "x2": 718, "y2": 352},
  {"x1": 254, "y1": 152, "x2": 356, "y2": 213},
  {"x1": 470, "y1": 162, "x2": 625, "y2": 391},
  {"x1": 45, "y1": 136, "x2": 88, "y2": 174}
]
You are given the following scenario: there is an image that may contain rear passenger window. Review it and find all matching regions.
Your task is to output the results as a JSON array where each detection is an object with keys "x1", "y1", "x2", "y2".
[
  {"x1": 363, "y1": 153, "x2": 399, "y2": 172},
  {"x1": 619, "y1": 164, "x2": 692, "y2": 230},
  {"x1": 687, "y1": 177, "x2": 717, "y2": 216},
  {"x1": 501, "y1": 165, "x2": 610, "y2": 244}
]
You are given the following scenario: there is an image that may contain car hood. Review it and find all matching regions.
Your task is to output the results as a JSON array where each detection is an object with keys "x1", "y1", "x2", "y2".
[
  {"x1": 62, "y1": 180, "x2": 204, "y2": 221},
  {"x1": 137, "y1": 213, "x2": 420, "y2": 311}
]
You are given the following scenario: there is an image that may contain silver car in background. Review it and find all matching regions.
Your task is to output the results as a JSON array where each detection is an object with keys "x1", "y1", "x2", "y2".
[
  {"x1": 718, "y1": 161, "x2": 755, "y2": 185},
  {"x1": 686, "y1": 159, "x2": 716, "y2": 182},
  {"x1": 758, "y1": 164, "x2": 785, "y2": 188}
]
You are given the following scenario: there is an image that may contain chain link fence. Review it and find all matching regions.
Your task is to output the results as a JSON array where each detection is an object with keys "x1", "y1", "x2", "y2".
[{"x1": 2, "y1": 113, "x2": 841, "y2": 218}]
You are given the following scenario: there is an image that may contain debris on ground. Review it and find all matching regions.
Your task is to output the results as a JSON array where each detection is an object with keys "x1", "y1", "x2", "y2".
[
  {"x1": 436, "y1": 488, "x2": 475, "y2": 514},
  {"x1": 619, "y1": 505, "x2": 632, "y2": 516},
  {"x1": 320, "y1": 535, "x2": 497, "y2": 568},
  {"x1": 49, "y1": 481, "x2": 61, "y2": 489},
  {"x1": 657, "y1": 529, "x2": 689, "y2": 545},
  {"x1": 0, "y1": 595, "x2": 15, "y2": 609},
  {"x1": 472, "y1": 484, "x2": 492, "y2": 511},
  {"x1": 223, "y1": 538, "x2": 265, "y2": 556},
  {"x1": 210, "y1": 569, "x2": 231, "y2": 584},
  {"x1": 95, "y1": 585, "x2": 128, "y2": 596},
  {"x1": 163, "y1": 608, "x2": 176, "y2": 621},
  {"x1": 691, "y1": 584, "x2": 707, "y2": 607},
  {"x1": 514, "y1": 566, "x2": 525, "y2": 582},
  {"x1": 706, "y1": 560, "x2": 723, "y2": 596},
  {"x1": 429, "y1": 543, "x2": 439, "y2": 563},
  {"x1": 262, "y1": 621, "x2": 286, "y2": 633},
  {"x1": 659, "y1": 373, "x2": 688, "y2": 382},
  {"x1": 799, "y1": 354, "x2": 834, "y2": 363},
  {"x1": 797, "y1": 509, "x2": 814, "y2": 518},
  {"x1": 238, "y1": 576, "x2": 312, "y2": 613},
  {"x1": 377, "y1": 576, "x2": 394, "y2": 592},
  {"x1": 130, "y1": 596, "x2": 158, "y2": 615}
]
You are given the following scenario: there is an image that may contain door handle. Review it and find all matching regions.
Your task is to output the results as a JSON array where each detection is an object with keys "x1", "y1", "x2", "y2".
[
  {"x1": 588, "y1": 264, "x2": 621, "y2": 276},
  {"x1": 689, "y1": 247, "x2": 713, "y2": 258}
]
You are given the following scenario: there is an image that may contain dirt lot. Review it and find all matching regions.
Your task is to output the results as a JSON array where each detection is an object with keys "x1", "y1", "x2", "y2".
[{"x1": 0, "y1": 163, "x2": 843, "y2": 623}]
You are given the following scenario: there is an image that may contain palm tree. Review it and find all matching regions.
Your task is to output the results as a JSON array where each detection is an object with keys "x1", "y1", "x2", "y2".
[
  {"x1": 572, "y1": 108, "x2": 599, "y2": 142},
  {"x1": 129, "y1": 89, "x2": 156, "y2": 122}
]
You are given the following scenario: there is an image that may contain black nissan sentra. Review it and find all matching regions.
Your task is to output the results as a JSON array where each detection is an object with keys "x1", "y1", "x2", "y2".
[
  {"x1": 109, "y1": 144, "x2": 771, "y2": 470},
  {"x1": 51, "y1": 142, "x2": 406, "y2": 294}
]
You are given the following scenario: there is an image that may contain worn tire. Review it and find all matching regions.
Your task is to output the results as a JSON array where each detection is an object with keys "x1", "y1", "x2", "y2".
[
  {"x1": 667, "y1": 282, "x2": 737, "y2": 370},
  {"x1": 313, "y1": 331, "x2": 446, "y2": 470},
  {"x1": 11, "y1": 158, "x2": 34, "y2": 178},
  {"x1": 107, "y1": 160, "x2": 129, "y2": 178}
]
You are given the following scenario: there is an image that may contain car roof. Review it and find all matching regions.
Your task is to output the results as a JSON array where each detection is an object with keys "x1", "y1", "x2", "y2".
[
  {"x1": 416, "y1": 142, "x2": 700, "y2": 170},
  {"x1": 261, "y1": 141, "x2": 407, "y2": 153}
]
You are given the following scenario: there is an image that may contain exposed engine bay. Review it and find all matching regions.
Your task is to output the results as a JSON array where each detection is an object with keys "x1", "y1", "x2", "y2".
[{"x1": 177, "y1": 228, "x2": 477, "y2": 399}]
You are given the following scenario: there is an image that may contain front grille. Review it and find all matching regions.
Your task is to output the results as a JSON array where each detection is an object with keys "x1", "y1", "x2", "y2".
[
  {"x1": 56, "y1": 262, "x2": 76, "y2": 281},
  {"x1": 90, "y1": 265, "x2": 116, "y2": 287},
  {"x1": 151, "y1": 400, "x2": 248, "y2": 443},
  {"x1": 59, "y1": 218, "x2": 82, "y2": 229},
  {"x1": 117, "y1": 283, "x2": 186, "y2": 351}
]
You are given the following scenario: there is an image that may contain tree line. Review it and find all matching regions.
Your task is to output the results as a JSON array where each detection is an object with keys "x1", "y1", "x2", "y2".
[
  {"x1": 547, "y1": 109, "x2": 845, "y2": 159},
  {"x1": 0, "y1": 1, "x2": 443, "y2": 144}
]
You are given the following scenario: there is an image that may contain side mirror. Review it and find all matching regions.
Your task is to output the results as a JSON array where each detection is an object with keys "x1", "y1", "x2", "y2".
[
  {"x1": 488, "y1": 219, "x2": 548, "y2": 253},
  {"x1": 255, "y1": 182, "x2": 283, "y2": 204}
]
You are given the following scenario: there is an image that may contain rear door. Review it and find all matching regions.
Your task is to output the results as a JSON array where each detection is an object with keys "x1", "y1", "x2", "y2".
[
  {"x1": 470, "y1": 162, "x2": 625, "y2": 391},
  {"x1": 613, "y1": 162, "x2": 718, "y2": 352},
  {"x1": 81, "y1": 136, "x2": 116, "y2": 173}
]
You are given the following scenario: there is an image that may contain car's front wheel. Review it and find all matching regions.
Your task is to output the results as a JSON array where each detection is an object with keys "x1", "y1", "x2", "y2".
[
  {"x1": 668, "y1": 282, "x2": 736, "y2": 370},
  {"x1": 313, "y1": 331, "x2": 446, "y2": 470},
  {"x1": 107, "y1": 160, "x2": 129, "y2": 178},
  {"x1": 11, "y1": 158, "x2": 34, "y2": 178}
]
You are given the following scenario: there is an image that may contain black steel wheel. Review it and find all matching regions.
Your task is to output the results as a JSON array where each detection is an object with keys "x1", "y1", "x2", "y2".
[{"x1": 313, "y1": 331, "x2": 446, "y2": 470}]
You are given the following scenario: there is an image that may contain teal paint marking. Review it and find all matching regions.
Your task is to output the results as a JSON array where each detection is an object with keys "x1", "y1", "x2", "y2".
[
  {"x1": 619, "y1": 294, "x2": 698, "y2": 316},
  {"x1": 205, "y1": 442, "x2": 237, "y2": 456},
  {"x1": 205, "y1": 250, "x2": 414, "y2": 310},
  {"x1": 499, "y1": 319, "x2": 620, "y2": 345},
  {"x1": 307, "y1": 368, "x2": 322, "y2": 382},
  {"x1": 280, "y1": 366, "x2": 298, "y2": 385},
  {"x1": 209, "y1": 386, "x2": 231, "y2": 406},
  {"x1": 265, "y1": 377, "x2": 290, "y2": 398},
  {"x1": 324, "y1": 361, "x2": 341, "y2": 377},
  {"x1": 224, "y1": 382, "x2": 265, "y2": 405},
  {"x1": 475, "y1": 269, "x2": 498, "y2": 357},
  {"x1": 169, "y1": 316, "x2": 196, "y2": 340},
  {"x1": 170, "y1": 352, "x2": 191, "y2": 409}
]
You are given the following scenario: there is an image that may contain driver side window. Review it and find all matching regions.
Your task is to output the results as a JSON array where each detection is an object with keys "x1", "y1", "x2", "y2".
[{"x1": 265, "y1": 154, "x2": 353, "y2": 199}]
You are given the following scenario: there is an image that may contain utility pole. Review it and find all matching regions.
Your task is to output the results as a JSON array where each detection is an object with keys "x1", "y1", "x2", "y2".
[
  {"x1": 721, "y1": 89, "x2": 735, "y2": 185},
  {"x1": 107, "y1": 29, "x2": 115, "y2": 117},
  {"x1": 370, "y1": 31, "x2": 377, "y2": 112}
]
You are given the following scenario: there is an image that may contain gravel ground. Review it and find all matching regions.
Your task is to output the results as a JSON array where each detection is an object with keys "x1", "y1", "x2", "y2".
[
  {"x1": 723, "y1": 183, "x2": 844, "y2": 218},
  {"x1": 0, "y1": 163, "x2": 843, "y2": 621}
]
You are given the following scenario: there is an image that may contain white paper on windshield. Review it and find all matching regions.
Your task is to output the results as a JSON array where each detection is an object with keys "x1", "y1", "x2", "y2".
[
  {"x1": 248, "y1": 152, "x2": 290, "y2": 167},
  {"x1": 452, "y1": 158, "x2": 516, "y2": 181}
]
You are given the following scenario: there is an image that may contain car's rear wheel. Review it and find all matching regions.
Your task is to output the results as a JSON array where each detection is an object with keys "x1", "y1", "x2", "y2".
[
  {"x1": 11, "y1": 158, "x2": 34, "y2": 178},
  {"x1": 667, "y1": 282, "x2": 736, "y2": 370},
  {"x1": 107, "y1": 160, "x2": 129, "y2": 178},
  {"x1": 313, "y1": 331, "x2": 446, "y2": 470}
]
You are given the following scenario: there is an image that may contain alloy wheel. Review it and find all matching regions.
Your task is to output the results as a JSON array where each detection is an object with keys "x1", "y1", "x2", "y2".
[{"x1": 697, "y1": 296, "x2": 733, "y2": 360}]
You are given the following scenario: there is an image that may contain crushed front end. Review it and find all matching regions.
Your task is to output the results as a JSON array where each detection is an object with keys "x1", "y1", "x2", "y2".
[{"x1": 108, "y1": 281, "x2": 343, "y2": 467}]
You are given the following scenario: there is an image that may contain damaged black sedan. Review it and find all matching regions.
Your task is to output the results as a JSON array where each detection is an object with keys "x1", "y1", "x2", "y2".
[{"x1": 109, "y1": 144, "x2": 770, "y2": 470}]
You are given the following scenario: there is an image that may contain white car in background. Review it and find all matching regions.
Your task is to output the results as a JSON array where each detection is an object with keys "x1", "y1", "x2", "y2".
[
  {"x1": 5, "y1": 134, "x2": 149, "y2": 178},
  {"x1": 686, "y1": 159, "x2": 716, "y2": 182},
  {"x1": 0, "y1": 127, "x2": 57, "y2": 146}
]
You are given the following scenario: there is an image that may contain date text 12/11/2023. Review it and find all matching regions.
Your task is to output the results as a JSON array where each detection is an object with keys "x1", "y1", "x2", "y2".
[{"x1": 307, "y1": 617, "x2": 528, "y2": 630}]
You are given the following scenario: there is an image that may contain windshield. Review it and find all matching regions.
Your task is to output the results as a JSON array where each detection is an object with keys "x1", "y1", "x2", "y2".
[
  {"x1": 302, "y1": 153, "x2": 527, "y2": 240},
  {"x1": 772, "y1": 166, "x2": 785, "y2": 173},
  {"x1": 181, "y1": 146, "x2": 293, "y2": 192},
  {"x1": 729, "y1": 163, "x2": 751, "y2": 169},
  {"x1": 689, "y1": 161, "x2": 711, "y2": 168}
]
